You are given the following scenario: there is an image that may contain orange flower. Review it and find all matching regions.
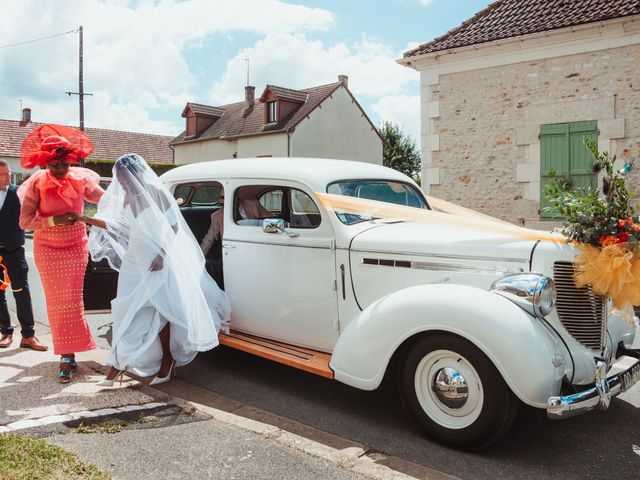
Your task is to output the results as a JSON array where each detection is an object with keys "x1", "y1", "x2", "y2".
[{"x1": 600, "y1": 235, "x2": 619, "y2": 247}]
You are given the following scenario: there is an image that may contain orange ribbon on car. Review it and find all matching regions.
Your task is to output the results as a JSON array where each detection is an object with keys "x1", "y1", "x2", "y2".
[
  {"x1": 0, "y1": 256, "x2": 11, "y2": 291},
  {"x1": 315, "y1": 193, "x2": 566, "y2": 243}
]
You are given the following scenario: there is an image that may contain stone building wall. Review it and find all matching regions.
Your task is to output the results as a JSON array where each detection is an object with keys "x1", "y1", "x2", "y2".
[{"x1": 426, "y1": 43, "x2": 639, "y2": 229}]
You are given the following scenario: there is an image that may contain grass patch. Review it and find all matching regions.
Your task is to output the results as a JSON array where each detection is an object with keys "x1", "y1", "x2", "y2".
[
  {"x1": 137, "y1": 414, "x2": 159, "y2": 424},
  {"x1": 0, "y1": 433, "x2": 109, "y2": 479},
  {"x1": 75, "y1": 421, "x2": 129, "y2": 434}
]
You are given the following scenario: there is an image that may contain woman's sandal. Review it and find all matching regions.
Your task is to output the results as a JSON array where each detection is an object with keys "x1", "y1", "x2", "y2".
[{"x1": 58, "y1": 356, "x2": 75, "y2": 383}]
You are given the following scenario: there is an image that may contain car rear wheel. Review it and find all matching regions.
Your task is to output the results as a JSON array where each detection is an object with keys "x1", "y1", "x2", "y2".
[{"x1": 398, "y1": 333, "x2": 519, "y2": 450}]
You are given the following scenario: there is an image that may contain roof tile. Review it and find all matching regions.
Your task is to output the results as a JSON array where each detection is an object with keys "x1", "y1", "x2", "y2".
[
  {"x1": 405, "y1": 0, "x2": 640, "y2": 57},
  {"x1": 0, "y1": 119, "x2": 174, "y2": 164},
  {"x1": 171, "y1": 82, "x2": 342, "y2": 145}
]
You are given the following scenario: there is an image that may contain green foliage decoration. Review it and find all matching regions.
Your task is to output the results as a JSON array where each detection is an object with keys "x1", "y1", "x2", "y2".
[
  {"x1": 543, "y1": 139, "x2": 637, "y2": 247},
  {"x1": 84, "y1": 159, "x2": 180, "y2": 178}
]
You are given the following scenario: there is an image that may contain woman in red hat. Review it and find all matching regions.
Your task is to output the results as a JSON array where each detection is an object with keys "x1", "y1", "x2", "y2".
[{"x1": 18, "y1": 124, "x2": 105, "y2": 383}]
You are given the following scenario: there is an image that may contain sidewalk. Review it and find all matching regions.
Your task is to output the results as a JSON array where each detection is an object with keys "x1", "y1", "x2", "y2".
[{"x1": 0, "y1": 326, "x2": 423, "y2": 480}]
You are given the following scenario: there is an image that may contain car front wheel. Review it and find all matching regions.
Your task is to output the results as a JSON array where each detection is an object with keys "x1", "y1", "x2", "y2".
[{"x1": 398, "y1": 333, "x2": 519, "y2": 450}]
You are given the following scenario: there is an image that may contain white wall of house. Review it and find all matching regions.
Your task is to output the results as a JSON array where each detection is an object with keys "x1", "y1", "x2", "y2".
[
  {"x1": 174, "y1": 138, "x2": 239, "y2": 164},
  {"x1": 291, "y1": 86, "x2": 382, "y2": 164},
  {"x1": 236, "y1": 133, "x2": 288, "y2": 158},
  {"x1": 0, "y1": 156, "x2": 29, "y2": 182},
  {"x1": 403, "y1": 16, "x2": 640, "y2": 228}
]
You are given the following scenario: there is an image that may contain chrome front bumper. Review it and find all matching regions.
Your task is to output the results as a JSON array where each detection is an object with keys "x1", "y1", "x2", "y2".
[{"x1": 547, "y1": 352, "x2": 640, "y2": 419}]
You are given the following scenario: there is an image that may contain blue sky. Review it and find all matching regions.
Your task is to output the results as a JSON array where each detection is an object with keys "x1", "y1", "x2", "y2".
[{"x1": 0, "y1": 0, "x2": 492, "y2": 146}]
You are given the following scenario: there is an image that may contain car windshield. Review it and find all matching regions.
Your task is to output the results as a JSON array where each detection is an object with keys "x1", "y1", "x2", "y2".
[{"x1": 327, "y1": 180, "x2": 428, "y2": 225}]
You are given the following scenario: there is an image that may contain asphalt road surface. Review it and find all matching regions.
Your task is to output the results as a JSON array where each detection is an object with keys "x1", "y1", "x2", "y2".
[{"x1": 12, "y1": 239, "x2": 640, "y2": 480}]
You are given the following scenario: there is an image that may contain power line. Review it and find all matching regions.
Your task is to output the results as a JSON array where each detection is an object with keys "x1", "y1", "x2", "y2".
[
  {"x1": 0, "y1": 81, "x2": 69, "y2": 94},
  {"x1": 0, "y1": 29, "x2": 78, "y2": 49}
]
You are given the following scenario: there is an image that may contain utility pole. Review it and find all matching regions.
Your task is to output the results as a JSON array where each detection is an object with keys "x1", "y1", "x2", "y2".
[
  {"x1": 65, "y1": 26, "x2": 92, "y2": 132},
  {"x1": 79, "y1": 25, "x2": 84, "y2": 131}
]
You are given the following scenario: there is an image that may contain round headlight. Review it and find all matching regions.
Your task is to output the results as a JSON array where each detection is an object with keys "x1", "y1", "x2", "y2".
[
  {"x1": 533, "y1": 275, "x2": 556, "y2": 317},
  {"x1": 491, "y1": 273, "x2": 557, "y2": 318}
]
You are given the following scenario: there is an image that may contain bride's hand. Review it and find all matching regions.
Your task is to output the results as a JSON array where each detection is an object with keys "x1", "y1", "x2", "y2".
[{"x1": 149, "y1": 254, "x2": 164, "y2": 271}]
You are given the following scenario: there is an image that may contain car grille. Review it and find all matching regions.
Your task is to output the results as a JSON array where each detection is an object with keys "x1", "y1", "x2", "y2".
[{"x1": 553, "y1": 261, "x2": 607, "y2": 351}]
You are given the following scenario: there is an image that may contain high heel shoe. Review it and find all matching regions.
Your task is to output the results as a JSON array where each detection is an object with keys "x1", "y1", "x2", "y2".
[
  {"x1": 149, "y1": 360, "x2": 175, "y2": 386},
  {"x1": 96, "y1": 368, "x2": 126, "y2": 387},
  {"x1": 58, "y1": 356, "x2": 75, "y2": 384}
]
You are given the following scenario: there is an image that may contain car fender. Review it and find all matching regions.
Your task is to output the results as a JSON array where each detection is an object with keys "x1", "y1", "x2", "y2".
[{"x1": 330, "y1": 284, "x2": 568, "y2": 408}]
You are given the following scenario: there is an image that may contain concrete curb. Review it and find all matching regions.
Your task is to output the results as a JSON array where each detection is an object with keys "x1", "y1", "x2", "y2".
[{"x1": 157, "y1": 393, "x2": 423, "y2": 480}]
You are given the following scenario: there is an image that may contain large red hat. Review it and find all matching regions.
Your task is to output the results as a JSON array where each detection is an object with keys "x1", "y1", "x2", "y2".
[{"x1": 20, "y1": 124, "x2": 94, "y2": 169}]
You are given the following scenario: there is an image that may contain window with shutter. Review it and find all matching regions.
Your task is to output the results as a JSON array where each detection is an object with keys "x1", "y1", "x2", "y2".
[{"x1": 539, "y1": 120, "x2": 598, "y2": 219}]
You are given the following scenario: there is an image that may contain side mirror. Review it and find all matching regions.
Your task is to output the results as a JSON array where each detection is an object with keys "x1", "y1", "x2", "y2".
[
  {"x1": 262, "y1": 218, "x2": 299, "y2": 238},
  {"x1": 262, "y1": 218, "x2": 284, "y2": 233}
]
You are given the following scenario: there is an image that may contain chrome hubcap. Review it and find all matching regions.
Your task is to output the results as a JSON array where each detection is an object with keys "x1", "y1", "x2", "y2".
[
  {"x1": 414, "y1": 350, "x2": 484, "y2": 429},
  {"x1": 432, "y1": 367, "x2": 469, "y2": 409}
]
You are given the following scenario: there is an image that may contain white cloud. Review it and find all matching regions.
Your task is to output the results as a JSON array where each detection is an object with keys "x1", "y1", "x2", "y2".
[
  {"x1": 208, "y1": 32, "x2": 421, "y2": 148},
  {"x1": 208, "y1": 33, "x2": 418, "y2": 103},
  {"x1": 0, "y1": 1, "x2": 422, "y2": 141},
  {"x1": 0, "y1": 0, "x2": 335, "y2": 133},
  {"x1": 371, "y1": 95, "x2": 421, "y2": 147},
  {"x1": 419, "y1": 0, "x2": 436, "y2": 5}
]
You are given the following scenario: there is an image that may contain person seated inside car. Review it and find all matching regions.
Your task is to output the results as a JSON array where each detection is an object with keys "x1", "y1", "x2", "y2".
[
  {"x1": 200, "y1": 188, "x2": 225, "y2": 289},
  {"x1": 238, "y1": 197, "x2": 269, "y2": 221}
]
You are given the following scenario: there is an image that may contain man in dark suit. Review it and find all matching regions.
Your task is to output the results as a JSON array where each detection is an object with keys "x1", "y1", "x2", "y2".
[{"x1": 0, "y1": 160, "x2": 47, "y2": 350}]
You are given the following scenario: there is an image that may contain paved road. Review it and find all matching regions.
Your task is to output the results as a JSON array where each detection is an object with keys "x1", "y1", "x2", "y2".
[{"x1": 13, "y1": 239, "x2": 640, "y2": 480}]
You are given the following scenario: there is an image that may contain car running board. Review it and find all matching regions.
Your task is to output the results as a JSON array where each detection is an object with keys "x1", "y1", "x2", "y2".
[{"x1": 219, "y1": 330, "x2": 334, "y2": 379}]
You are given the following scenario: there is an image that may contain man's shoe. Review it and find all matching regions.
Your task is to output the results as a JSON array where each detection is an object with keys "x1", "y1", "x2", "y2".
[
  {"x1": 20, "y1": 336, "x2": 48, "y2": 351},
  {"x1": 0, "y1": 334, "x2": 13, "y2": 348}
]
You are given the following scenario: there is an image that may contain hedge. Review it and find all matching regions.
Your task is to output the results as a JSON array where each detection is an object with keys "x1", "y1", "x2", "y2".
[{"x1": 83, "y1": 159, "x2": 181, "y2": 177}]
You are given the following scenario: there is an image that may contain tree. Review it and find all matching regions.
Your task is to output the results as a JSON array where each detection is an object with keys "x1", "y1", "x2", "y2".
[{"x1": 379, "y1": 121, "x2": 421, "y2": 179}]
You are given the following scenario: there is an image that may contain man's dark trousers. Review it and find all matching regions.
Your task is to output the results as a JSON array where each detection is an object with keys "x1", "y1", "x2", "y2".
[
  {"x1": 0, "y1": 183, "x2": 35, "y2": 338},
  {"x1": 0, "y1": 246, "x2": 35, "y2": 337}
]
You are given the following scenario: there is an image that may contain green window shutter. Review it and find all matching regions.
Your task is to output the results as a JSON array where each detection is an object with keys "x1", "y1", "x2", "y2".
[
  {"x1": 540, "y1": 123, "x2": 569, "y2": 219},
  {"x1": 568, "y1": 120, "x2": 598, "y2": 190},
  {"x1": 539, "y1": 120, "x2": 598, "y2": 220}
]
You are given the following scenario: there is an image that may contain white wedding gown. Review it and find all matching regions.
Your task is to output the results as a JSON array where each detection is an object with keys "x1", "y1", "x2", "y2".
[
  {"x1": 89, "y1": 154, "x2": 230, "y2": 378},
  {"x1": 103, "y1": 205, "x2": 227, "y2": 377}
]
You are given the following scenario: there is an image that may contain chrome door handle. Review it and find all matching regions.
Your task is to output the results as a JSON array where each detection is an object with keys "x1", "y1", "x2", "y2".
[{"x1": 222, "y1": 243, "x2": 236, "y2": 249}]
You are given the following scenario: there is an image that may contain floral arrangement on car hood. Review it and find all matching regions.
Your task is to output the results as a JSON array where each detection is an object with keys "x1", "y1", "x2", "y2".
[{"x1": 544, "y1": 139, "x2": 639, "y2": 310}]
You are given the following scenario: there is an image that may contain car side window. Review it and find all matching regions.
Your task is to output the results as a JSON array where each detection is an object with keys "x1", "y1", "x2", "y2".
[
  {"x1": 234, "y1": 185, "x2": 280, "y2": 226},
  {"x1": 173, "y1": 183, "x2": 223, "y2": 207},
  {"x1": 289, "y1": 189, "x2": 321, "y2": 229},
  {"x1": 173, "y1": 182, "x2": 224, "y2": 244},
  {"x1": 233, "y1": 185, "x2": 320, "y2": 229},
  {"x1": 259, "y1": 189, "x2": 283, "y2": 217},
  {"x1": 173, "y1": 184, "x2": 193, "y2": 206}
]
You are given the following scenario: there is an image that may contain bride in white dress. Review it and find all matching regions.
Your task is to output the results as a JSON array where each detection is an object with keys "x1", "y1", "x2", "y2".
[{"x1": 83, "y1": 154, "x2": 230, "y2": 385}]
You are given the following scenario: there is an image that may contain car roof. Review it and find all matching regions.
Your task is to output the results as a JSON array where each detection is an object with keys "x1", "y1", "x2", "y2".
[{"x1": 160, "y1": 157, "x2": 414, "y2": 191}]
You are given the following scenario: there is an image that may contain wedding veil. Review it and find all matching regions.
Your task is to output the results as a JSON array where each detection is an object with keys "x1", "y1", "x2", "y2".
[{"x1": 88, "y1": 154, "x2": 230, "y2": 351}]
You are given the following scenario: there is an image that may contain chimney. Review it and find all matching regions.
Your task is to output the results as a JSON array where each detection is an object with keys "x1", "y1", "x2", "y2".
[
  {"x1": 20, "y1": 108, "x2": 32, "y2": 126},
  {"x1": 338, "y1": 74, "x2": 348, "y2": 88},
  {"x1": 244, "y1": 85, "x2": 255, "y2": 116}
]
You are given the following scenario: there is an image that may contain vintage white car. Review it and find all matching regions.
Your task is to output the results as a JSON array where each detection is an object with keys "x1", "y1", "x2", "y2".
[{"x1": 84, "y1": 157, "x2": 640, "y2": 450}]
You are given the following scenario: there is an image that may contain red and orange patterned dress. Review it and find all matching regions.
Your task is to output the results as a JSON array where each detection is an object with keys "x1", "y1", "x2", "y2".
[{"x1": 18, "y1": 168, "x2": 104, "y2": 355}]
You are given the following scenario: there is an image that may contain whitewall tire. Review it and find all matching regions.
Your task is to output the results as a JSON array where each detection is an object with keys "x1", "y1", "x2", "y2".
[{"x1": 398, "y1": 333, "x2": 519, "y2": 450}]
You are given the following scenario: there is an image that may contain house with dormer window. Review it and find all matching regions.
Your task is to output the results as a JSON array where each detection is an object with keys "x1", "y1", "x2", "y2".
[
  {"x1": 400, "y1": 0, "x2": 640, "y2": 229},
  {"x1": 170, "y1": 75, "x2": 382, "y2": 165}
]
